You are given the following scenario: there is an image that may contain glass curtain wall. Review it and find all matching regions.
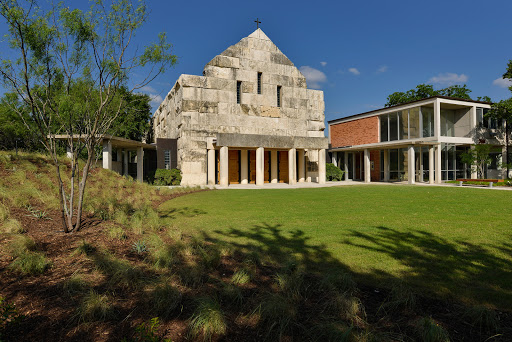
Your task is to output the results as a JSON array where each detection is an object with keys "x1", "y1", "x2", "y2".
[
  {"x1": 388, "y1": 148, "x2": 406, "y2": 181},
  {"x1": 441, "y1": 109, "x2": 456, "y2": 137},
  {"x1": 441, "y1": 143, "x2": 469, "y2": 180},
  {"x1": 380, "y1": 106, "x2": 434, "y2": 142}
]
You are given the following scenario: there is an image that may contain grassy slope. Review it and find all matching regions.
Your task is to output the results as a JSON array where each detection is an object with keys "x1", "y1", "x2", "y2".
[{"x1": 159, "y1": 186, "x2": 512, "y2": 309}]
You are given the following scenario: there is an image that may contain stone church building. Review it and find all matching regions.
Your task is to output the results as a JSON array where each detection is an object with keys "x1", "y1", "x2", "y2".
[{"x1": 153, "y1": 29, "x2": 328, "y2": 186}]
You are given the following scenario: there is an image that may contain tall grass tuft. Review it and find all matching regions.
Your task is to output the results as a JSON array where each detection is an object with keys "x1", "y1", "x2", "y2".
[
  {"x1": 188, "y1": 297, "x2": 227, "y2": 341},
  {"x1": 320, "y1": 271, "x2": 357, "y2": 294},
  {"x1": 63, "y1": 273, "x2": 90, "y2": 296},
  {"x1": 149, "y1": 283, "x2": 182, "y2": 319},
  {"x1": 416, "y1": 317, "x2": 450, "y2": 342},
  {"x1": 379, "y1": 282, "x2": 416, "y2": 314},
  {"x1": 72, "y1": 240, "x2": 97, "y2": 256},
  {"x1": 258, "y1": 293, "x2": 298, "y2": 339},
  {"x1": 231, "y1": 268, "x2": 251, "y2": 286},
  {"x1": 76, "y1": 290, "x2": 116, "y2": 322},
  {"x1": 1, "y1": 218, "x2": 25, "y2": 234},
  {"x1": 8, "y1": 236, "x2": 51, "y2": 276},
  {"x1": 8, "y1": 235, "x2": 36, "y2": 257},
  {"x1": 326, "y1": 292, "x2": 366, "y2": 325},
  {"x1": 463, "y1": 305, "x2": 499, "y2": 333},
  {"x1": 308, "y1": 322, "x2": 353, "y2": 342},
  {"x1": 92, "y1": 251, "x2": 146, "y2": 288}
]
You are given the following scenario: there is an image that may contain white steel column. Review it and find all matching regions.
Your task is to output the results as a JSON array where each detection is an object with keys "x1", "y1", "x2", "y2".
[
  {"x1": 435, "y1": 145, "x2": 442, "y2": 184},
  {"x1": 383, "y1": 149, "x2": 390, "y2": 181},
  {"x1": 364, "y1": 149, "x2": 371, "y2": 183},
  {"x1": 256, "y1": 147, "x2": 264, "y2": 186},
  {"x1": 344, "y1": 152, "x2": 349, "y2": 181},
  {"x1": 318, "y1": 149, "x2": 326, "y2": 184},
  {"x1": 419, "y1": 147, "x2": 424, "y2": 182},
  {"x1": 241, "y1": 149, "x2": 249, "y2": 184},
  {"x1": 429, "y1": 146, "x2": 434, "y2": 184},
  {"x1": 102, "y1": 139, "x2": 112, "y2": 170},
  {"x1": 123, "y1": 150, "x2": 128, "y2": 176},
  {"x1": 207, "y1": 149, "x2": 216, "y2": 185},
  {"x1": 408, "y1": 145, "x2": 415, "y2": 185},
  {"x1": 352, "y1": 153, "x2": 356, "y2": 180},
  {"x1": 136, "y1": 146, "x2": 143, "y2": 183},
  {"x1": 297, "y1": 149, "x2": 305, "y2": 182},
  {"x1": 219, "y1": 146, "x2": 229, "y2": 186},
  {"x1": 332, "y1": 152, "x2": 338, "y2": 167},
  {"x1": 288, "y1": 148, "x2": 296, "y2": 184},
  {"x1": 434, "y1": 98, "x2": 441, "y2": 138}
]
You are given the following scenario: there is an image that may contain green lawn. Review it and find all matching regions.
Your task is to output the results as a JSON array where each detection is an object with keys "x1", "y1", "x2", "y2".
[{"x1": 159, "y1": 185, "x2": 512, "y2": 309}]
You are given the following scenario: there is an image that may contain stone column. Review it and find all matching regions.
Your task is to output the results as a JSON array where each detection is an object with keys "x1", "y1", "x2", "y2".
[
  {"x1": 364, "y1": 149, "x2": 371, "y2": 183},
  {"x1": 470, "y1": 145, "x2": 477, "y2": 179},
  {"x1": 270, "y1": 150, "x2": 278, "y2": 183},
  {"x1": 429, "y1": 145, "x2": 434, "y2": 184},
  {"x1": 241, "y1": 149, "x2": 249, "y2": 184},
  {"x1": 383, "y1": 149, "x2": 390, "y2": 181},
  {"x1": 318, "y1": 149, "x2": 326, "y2": 184},
  {"x1": 344, "y1": 152, "x2": 349, "y2": 181},
  {"x1": 256, "y1": 147, "x2": 264, "y2": 186},
  {"x1": 103, "y1": 139, "x2": 112, "y2": 170},
  {"x1": 123, "y1": 149, "x2": 128, "y2": 176},
  {"x1": 408, "y1": 145, "x2": 415, "y2": 185},
  {"x1": 419, "y1": 147, "x2": 424, "y2": 182},
  {"x1": 435, "y1": 145, "x2": 442, "y2": 184},
  {"x1": 297, "y1": 149, "x2": 305, "y2": 183},
  {"x1": 207, "y1": 149, "x2": 216, "y2": 185},
  {"x1": 288, "y1": 148, "x2": 296, "y2": 184},
  {"x1": 136, "y1": 146, "x2": 143, "y2": 183},
  {"x1": 219, "y1": 146, "x2": 229, "y2": 186}
]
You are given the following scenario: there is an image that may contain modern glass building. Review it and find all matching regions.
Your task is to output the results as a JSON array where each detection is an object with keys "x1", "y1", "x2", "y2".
[{"x1": 328, "y1": 96, "x2": 507, "y2": 184}]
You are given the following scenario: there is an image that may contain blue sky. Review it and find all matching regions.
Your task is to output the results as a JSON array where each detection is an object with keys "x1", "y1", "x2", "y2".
[{"x1": 2, "y1": 0, "x2": 512, "y2": 123}]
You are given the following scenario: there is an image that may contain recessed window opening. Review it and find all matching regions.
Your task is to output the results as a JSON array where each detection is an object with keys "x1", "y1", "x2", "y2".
[
  {"x1": 164, "y1": 150, "x2": 171, "y2": 170},
  {"x1": 257, "y1": 72, "x2": 262, "y2": 94},
  {"x1": 237, "y1": 81, "x2": 242, "y2": 104},
  {"x1": 277, "y1": 85, "x2": 282, "y2": 107}
]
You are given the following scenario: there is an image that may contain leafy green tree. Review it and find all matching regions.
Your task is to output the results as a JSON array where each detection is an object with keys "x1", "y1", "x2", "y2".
[
  {"x1": 486, "y1": 61, "x2": 512, "y2": 177},
  {"x1": 461, "y1": 144, "x2": 496, "y2": 179},
  {"x1": 385, "y1": 84, "x2": 474, "y2": 107},
  {"x1": 0, "y1": 0, "x2": 177, "y2": 233}
]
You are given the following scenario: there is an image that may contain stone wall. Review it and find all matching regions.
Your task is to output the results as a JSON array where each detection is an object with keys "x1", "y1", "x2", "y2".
[{"x1": 153, "y1": 29, "x2": 327, "y2": 185}]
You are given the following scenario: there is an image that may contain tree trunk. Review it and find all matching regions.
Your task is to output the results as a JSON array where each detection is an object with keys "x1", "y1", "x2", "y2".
[
  {"x1": 54, "y1": 162, "x2": 73, "y2": 233},
  {"x1": 74, "y1": 151, "x2": 94, "y2": 232}
]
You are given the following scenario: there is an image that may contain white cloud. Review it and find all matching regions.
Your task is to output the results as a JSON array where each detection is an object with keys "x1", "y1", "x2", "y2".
[
  {"x1": 140, "y1": 85, "x2": 157, "y2": 93},
  {"x1": 299, "y1": 66, "x2": 327, "y2": 89},
  {"x1": 320, "y1": 61, "x2": 327, "y2": 67},
  {"x1": 348, "y1": 68, "x2": 360, "y2": 75},
  {"x1": 493, "y1": 77, "x2": 512, "y2": 88},
  {"x1": 377, "y1": 65, "x2": 388, "y2": 73},
  {"x1": 149, "y1": 94, "x2": 163, "y2": 108},
  {"x1": 429, "y1": 73, "x2": 468, "y2": 86}
]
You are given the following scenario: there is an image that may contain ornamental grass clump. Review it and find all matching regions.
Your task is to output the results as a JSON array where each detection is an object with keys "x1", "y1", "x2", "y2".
[
  {"x1": 188, "y1": 297, "x2": 227, "y2": 341},
  {"x1": 416, "y1": 317, "x2": 450, "y2": 342},
  {"x1": 76, "y1": 290, "x2": 116, "y2": 322},
  {"x1": 150, "y1": 283, "x2": 182, "y2": 319}
]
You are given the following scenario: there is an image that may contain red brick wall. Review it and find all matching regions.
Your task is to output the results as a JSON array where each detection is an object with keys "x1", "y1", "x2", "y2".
[{"x1": 330, "y1": 116, "x2": 379, "y2": 147}]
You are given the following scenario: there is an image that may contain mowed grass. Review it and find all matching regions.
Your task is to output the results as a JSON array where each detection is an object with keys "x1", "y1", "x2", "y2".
[{"x1": 159, "y1": 185, "x2": 512, "y2": 309}]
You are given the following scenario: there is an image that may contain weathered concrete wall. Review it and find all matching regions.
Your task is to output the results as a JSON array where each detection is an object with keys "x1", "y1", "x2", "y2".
[{"x1": 153, "y1": 29, "x2": 327, "y2": 185}]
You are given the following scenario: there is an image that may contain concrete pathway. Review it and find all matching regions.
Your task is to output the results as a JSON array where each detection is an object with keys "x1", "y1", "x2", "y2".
[{"x1": 205, "y1": 180, "x2": 512, "y2": 191}]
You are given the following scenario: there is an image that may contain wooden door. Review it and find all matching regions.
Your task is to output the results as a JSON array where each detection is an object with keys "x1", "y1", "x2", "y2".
[
  {"x1": 278, "y1": 151, "x2": 288, "y2": 182},
  {"x1": 228, "y1": 150, "x2": 240, "y2": 184}
]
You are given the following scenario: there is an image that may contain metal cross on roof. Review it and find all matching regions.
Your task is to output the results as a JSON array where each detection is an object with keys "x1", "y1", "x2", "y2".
[{"x1": 254, "y1": 18, "x2": 261, "y2": 29}]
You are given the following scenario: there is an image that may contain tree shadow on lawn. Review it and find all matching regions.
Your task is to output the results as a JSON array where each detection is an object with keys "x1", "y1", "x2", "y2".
[
  {"x1": 342, "y1": 226, "x2": 512, "y2": 309},
  {"x1": 159, "y1": 206, "x2": 207, "y2": 219},
  {"x1": 204, "y1": 223, "x2": 512, "y2": 310}
]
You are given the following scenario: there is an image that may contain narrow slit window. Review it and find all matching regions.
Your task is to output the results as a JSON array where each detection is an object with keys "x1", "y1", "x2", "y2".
[
  {"x1": 237, "y1": 81, "x2": 242, "y2": 104},
  {"x1": 257, "y1": 72, "x2": 262, "y2": 94},
  {"x1": 277, "y1": 85, "x2": 282, "y2": 107}
]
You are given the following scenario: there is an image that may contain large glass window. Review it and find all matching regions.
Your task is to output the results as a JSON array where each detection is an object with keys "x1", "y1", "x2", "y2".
[
  {"x1": 421, "y1": 106, "x2": 434, "y2": 137},
  {"x1": 380, "y1": 115, "x2": 388, "y2": 142},
  {"x1": 441, "y1": 144, "x2": 468, "y2": 180},
  {"x1": 399, "y1": 111, "x2": 408, "y2": 140},
  {"x1": 409, "y1": 107, "x2": 420, "y2": 139},
  {"x1": 389, "y1": 112, "x2": 398, "y2": 141},
  {"x1": 441, "y1": 109, "x2": 455, "y2": 137}
]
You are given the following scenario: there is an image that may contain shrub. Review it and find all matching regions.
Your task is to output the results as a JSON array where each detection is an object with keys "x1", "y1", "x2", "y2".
[
  {"x1": 150, "y1": 284, "x2": 182, "y2": 319},
  {"x1": 154, "y1": 168, "x2": 182, "y2": 186},
  {"x1": 416, "y1": 317, "x2": 450, "y2": 342},
  {"x1": 188, "y1": 297, "x2": 226, "y2": 341},
  {"x1": 9, "y1": 251, "x2": 51, "y2": 275},
  {"x1": 326, "y1": 163, "x2": 344, "y2": 181},
  {"x1": 76, "y1": 290, "x2": 115, "y2": 322}
]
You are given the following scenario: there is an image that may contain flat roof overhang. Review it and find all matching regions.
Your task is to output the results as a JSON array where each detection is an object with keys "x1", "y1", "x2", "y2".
[
  {"x1": 51, "y1": 134, "x2": 156, "y2": 150},
  {"x1": 329, "y1": 139, "x2": 441, "y2": 152}
]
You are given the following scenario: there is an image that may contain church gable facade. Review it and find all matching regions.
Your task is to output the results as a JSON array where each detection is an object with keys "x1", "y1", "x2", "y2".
[{"x1": 153, "y1": 29, "x2": 328, "y2": 186}]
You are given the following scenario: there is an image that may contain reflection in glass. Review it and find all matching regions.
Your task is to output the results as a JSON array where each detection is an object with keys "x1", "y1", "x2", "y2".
[
  {"x1": 421, "y1": 107, "x2": 434, "y2": 137},
  {"x1": 380, "y1": 115, "x2": 388, "y2": 142},
  {"x1": 409, "y1": 107, "x2": 420, "y2": 139},
  {"x1": 389, "y1": 112, "x2": 398, "y2": 141}
]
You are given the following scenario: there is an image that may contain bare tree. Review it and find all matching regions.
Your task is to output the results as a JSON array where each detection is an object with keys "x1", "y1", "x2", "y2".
[{"x1": 0, "y1": 0, "x2": 177, "y2": 232}]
